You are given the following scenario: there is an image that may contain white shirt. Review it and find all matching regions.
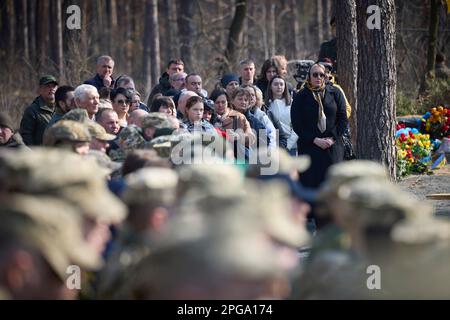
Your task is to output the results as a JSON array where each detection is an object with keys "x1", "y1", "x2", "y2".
[{"x1": 268, "y1": 99, "x2": 298, "y2": 150}]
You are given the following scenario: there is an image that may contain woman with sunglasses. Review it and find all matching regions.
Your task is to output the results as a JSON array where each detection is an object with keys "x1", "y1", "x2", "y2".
[
  {"x1": 291, "y1": 63, "x2": 348, "y2": 190},
  {"x1": 111, "y1": 88, "x2": 131, "y2": 128}
]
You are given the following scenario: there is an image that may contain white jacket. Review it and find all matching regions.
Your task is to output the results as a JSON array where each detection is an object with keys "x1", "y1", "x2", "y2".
[{"x1": 268, "y1": 99, "x2": 298, "y2": 150}]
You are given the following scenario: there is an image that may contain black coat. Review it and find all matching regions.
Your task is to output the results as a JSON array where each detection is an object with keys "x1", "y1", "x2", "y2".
[
  {"x1": 147, "y1": 72, "x2": 173, "y2": 106},
  {"x1": 291, "y1": 84, "x2": 348, "y2": 188},
  {"x1": 84, "y1": 74, "x2": 115, "y2": 92}
]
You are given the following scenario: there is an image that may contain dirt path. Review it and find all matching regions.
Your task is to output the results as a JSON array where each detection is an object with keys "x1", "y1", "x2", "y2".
[{"x1": 397, "y1": 164, "x2": 450, "y2": 217}]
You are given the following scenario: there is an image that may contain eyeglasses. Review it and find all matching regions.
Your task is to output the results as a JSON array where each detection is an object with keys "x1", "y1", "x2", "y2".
[
  {"x1": 115, "y1": 99, "x2": 130, "y2": 105},
  {"x1": 312, "y1": 72, "x2": 326, "y2": 79}
]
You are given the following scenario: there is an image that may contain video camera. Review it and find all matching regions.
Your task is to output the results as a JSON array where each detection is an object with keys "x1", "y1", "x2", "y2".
[{"x1": 293, "y1": 60, "x2": 315, "y2": 84}]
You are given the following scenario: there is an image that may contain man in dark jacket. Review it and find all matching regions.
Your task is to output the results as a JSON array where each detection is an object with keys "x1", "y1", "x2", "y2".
[
  {"x1": 19, "y1": 75, "x2": 58, "y2": 146},
  {"x1": 147, "y1": 59, "x2": 184, "y2": 106},
  {"x1": 0, "y1": 112, "x2": 27, "y2": 148},
  {"x1": 47, "y1": 86, "x2": 76, "y2": 128},
  {"x1": 84, "y1": 55, "x2": 115, "y2": 91},
  {"x1": 318, "y1": 17, "x2": 337, "y2": 73}
]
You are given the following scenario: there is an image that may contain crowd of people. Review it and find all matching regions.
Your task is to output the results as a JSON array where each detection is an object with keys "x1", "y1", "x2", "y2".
[{"x1": 1, "y1": 21, "x2": 449, "y2": 298}]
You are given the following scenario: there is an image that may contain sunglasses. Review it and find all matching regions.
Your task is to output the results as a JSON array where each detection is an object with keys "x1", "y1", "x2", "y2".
[
  {"x1": 115, "y1": 99, "x2": 130, "y2": 105},
  {"x1": 312, "y1": 72, "x2": 326, "y2": 79}
]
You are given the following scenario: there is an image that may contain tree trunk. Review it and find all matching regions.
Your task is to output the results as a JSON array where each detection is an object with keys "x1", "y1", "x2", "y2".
[
  {"x1": 420, "y1": 0, "x2": 440, "y2": 93},
  {"x1": 36, "y1": 0, "x2": 49, "y2": 69},
  {"x1": 247, "y1": 1, "x2": 257, "y2": 60},
  {"x1": 55, "y1": 0, "x2": 63, "y2": 78},
  {"x1": 336, "y1": 0, "x2": 357, "y2": 146},
  {"x1": 143, "y1": 0, "x2": 153, "y2": 92},
  {"x1": 267, "y1": 1, "x2": 275, "y2": 57},
  {"x1": 316, "y1": 0, "x2": 323, "y2": 46},
  {"x1": 223, "y1": 0, "x2": 247, "y2": 73},
  {"x1": 150, "y1": 0, "x2": 160, "y2": 86},
  {"x1": 6, "y1": 0, "x2": 15, "y2": 58},
  {"x1": 167, "y1": 0, "x2": 179, "y2": 59},
  {"x1": 109, "y1": 0, "x2": 118, "y2": 58},
  {"x1": 323, "y1": 0, "x2": 330, "y2": 40},
  {"x1": 177, "y1": 0, "x2": 195, "y2": 70},
  {"x1": 29, "y1": 0, "x2": 36, "y2": 65},
  {"x1": 261, "y1": 2, "x2": 269, "y2": 59},
  {"x1": 292, "y1": 0, "x2": 301, "y2": 57},
  {"x1": 356, "y1": 0, "x2": 397, "y2": 180},
  {"x1": 124, "y1": 1, "x2": 133, "y2": 73},
  {"x1": 22, "y1": 0, "x2": 29, "y2": 61}
]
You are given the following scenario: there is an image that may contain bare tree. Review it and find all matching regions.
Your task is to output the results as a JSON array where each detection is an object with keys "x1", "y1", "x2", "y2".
[
  {"x1": 420, "y1": 0, "x2": 441, "y2": 93},
  {"x1": 356, "y1": 0, "x2": 397, "y2": 179},
  {"x1": 177, "y1": 0, "x2": 195, "y2": 70},
  {"x1": 109, "y1": 0, "x2": 118, "y2": 56},
  {"x1": 55, "y1": 0, "x2": 64, "y2": 77},
  {"x1": 336, "y1": 0, "x2": 357, "y2": 144},
  {"x1": 22, "y1": 0, "x2": 29, "y2": 61},
  {"x1": 167, "y1": 0, "x2": 180, "y2": 59},
  {"x1": 267, "y1": 1, "x2": 276, "y2": 57},
  {"x1": 316, "y1": 0, "x2": 323, "y2": 45},
  {"x1": 323, "y1": 0, "x2": 331, "y2": 40},
  {"x1": 150, "y1": 0, "x2": 161, "y2": 86},
  {"x1": 223, "y1": 0, "x2": 247, "y2": 73},
  {"x1": 292, "y1": 0, "x2": 301, "y2": 57}
]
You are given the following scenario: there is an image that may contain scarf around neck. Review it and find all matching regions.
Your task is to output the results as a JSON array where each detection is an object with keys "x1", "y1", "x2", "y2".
[{"x1": 306, "y1": 81, "x2": 327, "y2": 133}]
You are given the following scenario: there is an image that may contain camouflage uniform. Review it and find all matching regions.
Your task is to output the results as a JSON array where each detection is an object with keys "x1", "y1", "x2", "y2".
[
  {"x1": 97, "y1": 168, "x2": 178, "y2": 299},
  {"x1": 109, "y1": 125, "x2": 147, "y2": 162},
  {"x1": 42, "y1": 120, "x2": 91, "y2": 147},
  {"x1": 61, "y1": 108, "x2": 90, "y2": 123},
  {"x1": 0, "y1": 194, "x2": 102, "y2": 299},
  {"x1": 292, "y1": 177, "x2": 450, "y2": 299},
  {"x1": 307, "y1": 160, "x2": 390, "y2": 260}
]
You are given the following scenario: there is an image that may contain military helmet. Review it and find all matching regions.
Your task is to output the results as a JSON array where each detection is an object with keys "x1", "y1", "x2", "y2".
[{"x1": 43, "y1": 120, "x2": 91, "y2": 146}]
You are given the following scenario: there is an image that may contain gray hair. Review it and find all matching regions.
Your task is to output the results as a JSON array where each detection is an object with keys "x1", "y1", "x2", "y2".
[
  {"x1": 115, "y1": 75, "x2": 135, "y2": 89},
  {"x1": 74, "y1": 84, "x2": 98, "y2": 103},
  {"x1": 97, "y1": 55, "x2": 114, "y2": 66}
]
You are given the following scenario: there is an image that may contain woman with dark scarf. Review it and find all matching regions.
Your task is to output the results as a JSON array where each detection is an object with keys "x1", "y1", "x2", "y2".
[{"x1": 291, "y1": 63, "x2": 348, "y2": 189}]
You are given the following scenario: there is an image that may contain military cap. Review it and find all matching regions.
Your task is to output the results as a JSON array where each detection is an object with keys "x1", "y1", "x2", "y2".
[
  {"x1": 0, "y1": 194, "x2": 102, "y2": 280},
  {"x1": 122, "y1": 167, "x2": 178, "y2": 205},
  {"x1": 318, "y1": 160, "x2": 389, "y2": 201},
  {"x1": 391, "y1": 216, "x2": 450, "y2": 245},
  {"x1": 62, "y1": 108, "x2": 90, "y2": 123},
  {"x1": 117, "y1": 125, "x2": 146, "y2": 151},
  {"x1": 127, "y1": 221, "x2": 283, "y2": 298},
  {"x1": 0, "y1": 148, "x2": 126, "y2": 224},
  {"x1": 0, "y1": 112, "x2": 14, "y2": 131},
  {"x1": 247, "y1": 148, "x2": 311, "y2": 178},
  {"x1": 87, "y1": 121, "x2": 116, "y2": 141},
  {"x1": 141, "y1": 112, "x2": 172, "y2": 130},
  {"x1": 239, "y1": 180, "x2": 310, "y2": 248},
  {"x1": 43, "y1": 120, "x2": 91, "y2": 146},
  {"x1": 86, "y1": 150, "x2": 122, "y2": 174},
  {"x1": 39, "y1": 75, "x2": 58, "y2": 86},
  {"x1": 335, "y1": 178, "x2": 432, "y2": 229},
  {"x1": 148, "y1": 130, "x2": 192, "y2": 159},
  {"x1": 176, "y1": 162, "x2": 244, "y2": 200}
]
